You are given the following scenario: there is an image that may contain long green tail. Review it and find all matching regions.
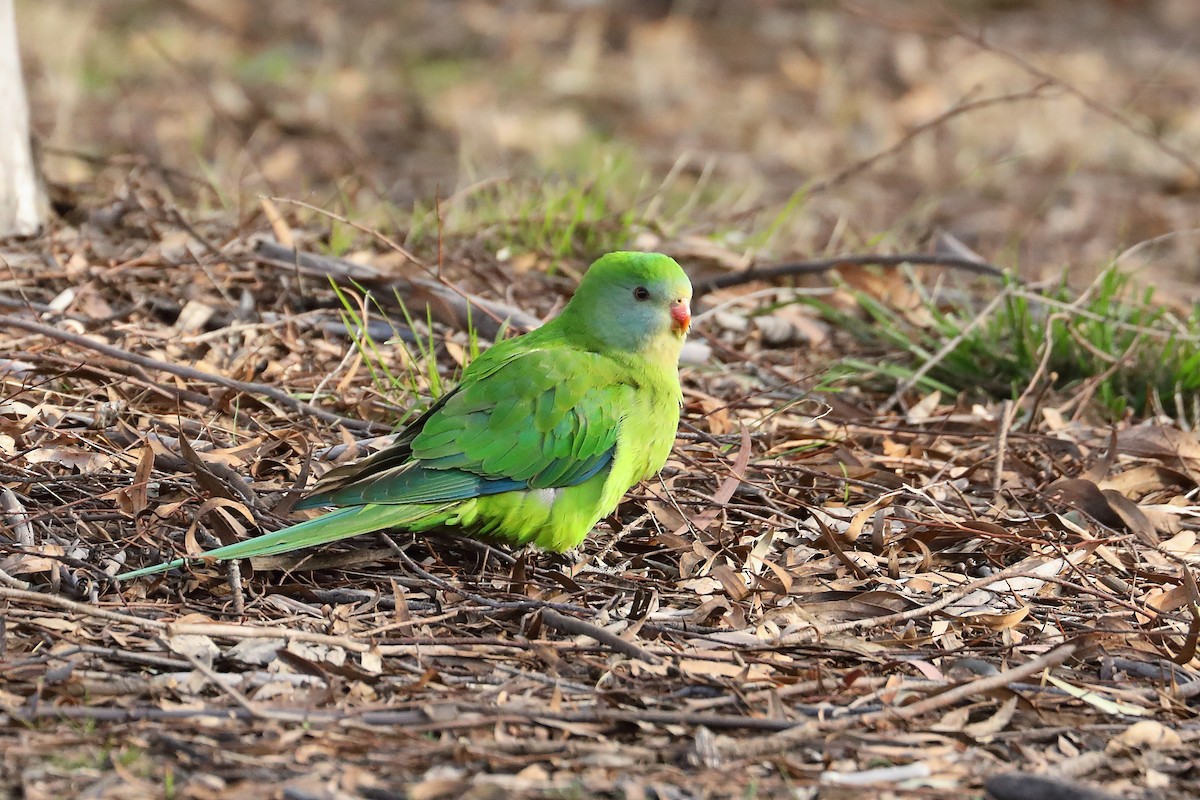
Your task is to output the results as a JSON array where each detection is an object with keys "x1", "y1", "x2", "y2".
[{"x1": 115, "y1": 503, "x2": 443, "y2": 580}]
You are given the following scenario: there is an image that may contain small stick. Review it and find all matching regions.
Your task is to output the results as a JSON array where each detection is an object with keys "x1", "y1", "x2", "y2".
[
  {"x1": 880, "y1": 285, "x2": 1012, "y2": 413},
  {"x1": 720, "y1": 640, "x2": 1080, "y2": 758},
  {"x1": 225, "y1": 560, "x2": 246, "y2": 617},
  {"x1": 693, "y1": 253, "x2": 1009, "y2": 297},
  {"x1": 540, "y1": 607, "x2": 659, "y2": 664},
  {"x1": 956, "y1": 26, "x2": 1200, "y2": 180},
  {"x1": 993, "y1": 399, "x2": 1015, "y2": 496},
  {"x1": 166, "y1": 637, "x2": 265, "y2": 720},
  {"x1": 760, "y1": 560, "x2": 1060, "y2": 647},
  {"x1": 0, "y1": 312, "x2": 384, "y2": 432}
]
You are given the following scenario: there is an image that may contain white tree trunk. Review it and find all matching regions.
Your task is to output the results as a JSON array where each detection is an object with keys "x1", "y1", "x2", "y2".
[{"x1": 0, "y1": 0, "x2": 46, "y2": 236}]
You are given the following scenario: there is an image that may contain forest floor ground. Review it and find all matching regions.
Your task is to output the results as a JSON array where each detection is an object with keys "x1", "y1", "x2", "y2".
[{"x1": 3, "y1": 2, "x2": 1200, "y2": 798}]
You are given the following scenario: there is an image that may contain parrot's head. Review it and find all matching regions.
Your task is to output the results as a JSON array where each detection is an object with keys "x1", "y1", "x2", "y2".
[{"x1": 564, "y1": 251, "x2": 693, "y2": 362}]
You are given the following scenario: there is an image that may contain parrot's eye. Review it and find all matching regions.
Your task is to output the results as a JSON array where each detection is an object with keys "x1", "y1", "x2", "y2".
[{"x1": 633, "y1": 286, "x2": 651, "y2": 301}]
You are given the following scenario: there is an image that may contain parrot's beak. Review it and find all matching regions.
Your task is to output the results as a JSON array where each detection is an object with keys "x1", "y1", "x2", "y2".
[{"x1": 670, "y1": 301, "x2": 691, "y2": 335}]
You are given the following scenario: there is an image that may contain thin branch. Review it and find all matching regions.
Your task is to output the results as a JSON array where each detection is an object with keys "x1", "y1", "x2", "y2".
[
  {"x1": 880, "y1": 283, "x2": 1012, "y2": 412},
  {"x1": 720, "y1": 639, "x2": 1080, "y2": 758},
  {"x1": 0, "y1": 312, "x2": 385, "y2": 433},
  {"x1": 540, "y1": 607, "x2": 659, "y2": 664},
  {"x1": 2, "y1": 700, "x2": 812, "y2": 733},
  {"x1": 252, "y1": 238, "x2": 542, "y2": 338},
  {"x1": 693, "y1": 253, "x2": 1008, "y2": 297},
  {"x1": 262, "y1": 198, "x2": 542, "y2": 336},
  {"x1": 811, "y1": 84, "x2": 1054, "y2": 193},
  {"x1": 760, "y1": 560, "x2": 1067, "y2": 647},
  {"x1": 956, "y1": 27, "x2": 1200, "y2": 180}
]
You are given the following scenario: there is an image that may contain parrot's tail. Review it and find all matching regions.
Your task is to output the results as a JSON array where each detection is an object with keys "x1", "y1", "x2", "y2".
[{"x1": 115, "y1": 503, "x2": 441, "y2": 580}]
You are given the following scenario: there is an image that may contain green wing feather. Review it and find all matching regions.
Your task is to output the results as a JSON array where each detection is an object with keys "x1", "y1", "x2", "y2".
[
  {"x1": 300, "y1": 345, "x2": 628, "y2": 508},
  {"x1": 115, "y1": 504, "x2": 444, "y2": 580},
  {"x1": 413, "y1": 348, "x2": 624, "y2": 484},
  {"x1": 117, "y1": 341, "x2": 633, "y2": 579}
]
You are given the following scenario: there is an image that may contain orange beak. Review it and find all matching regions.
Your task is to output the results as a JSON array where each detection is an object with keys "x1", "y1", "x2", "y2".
[{"x1": 670, "y1": 301, "x2": 691, "y2": 335}]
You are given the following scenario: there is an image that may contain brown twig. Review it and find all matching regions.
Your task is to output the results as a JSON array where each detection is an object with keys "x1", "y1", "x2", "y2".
[
  {"x1": 956, "y1": 27, "x2": 1200, "y2": 181},
  {"x1": 0, "y1": 312, "x2": 385, "y2": 433},
  {"x1": 993, "y1": 399, "x2": 1015, "y2": 496},
  {"x1": 811, "y1": 84, "x2": 1054, "y2": 193},
  {"x1": 720, "y1": 639, "x2": 1080, "y2": 758},
  {"x1": 540, "y1": 607, "x2": 659, "y2": 664},
  {"x1": 262, "y1": 198, "x2": 544, "y2": 335},
  {"x1": 165, "y1": 637, "x2": 266, "y2": 720},
  {"x1": 2, "y1": 700, "x2": 814, "y2": 733},
  {"x1": 880, "y1": 283, "x2": 1013, "y2": 413},
  {"x1": 759, "y1": 559, "x2": 1066, "y2": 647},
  {"x1": 693, "y1": 253, "x2": 1008, "y2": 297},
  {"x1": 252, "y1": 239, "x2": 542, "y2": 338}
]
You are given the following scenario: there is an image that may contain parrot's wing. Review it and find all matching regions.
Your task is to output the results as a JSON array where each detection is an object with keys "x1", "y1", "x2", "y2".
[
  {"x1": 295, "y1": 389, "x2": 454, "y2": 508},
  {"x1": 297, "y1": 346, "x2": 630, "y2": 508}
]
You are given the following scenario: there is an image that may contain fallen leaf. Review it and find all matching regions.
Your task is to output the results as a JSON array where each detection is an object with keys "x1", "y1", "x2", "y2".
[
  {"x1": 1106, "y1": 719, "x2": 1182, "y2": 752},
  {"x1": 1044, "y1": 673, "x2": 1147, "y2": 717}
]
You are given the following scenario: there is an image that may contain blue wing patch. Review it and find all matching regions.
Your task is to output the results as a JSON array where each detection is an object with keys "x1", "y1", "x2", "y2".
[{"x1": 296, "y1": 448, "x2": 614, "y2": 509}]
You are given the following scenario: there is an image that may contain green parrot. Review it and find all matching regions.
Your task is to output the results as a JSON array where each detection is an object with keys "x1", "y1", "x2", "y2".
[{"x1": 117, "y1": 251, "x2": 692, "y2": 580}]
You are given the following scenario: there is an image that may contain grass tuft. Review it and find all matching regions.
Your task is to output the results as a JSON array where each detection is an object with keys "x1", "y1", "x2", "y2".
[
  {"x1": 437, "y1": 152, "x2": 646, "y2": 263},
  {"x1": 811, "y1": 264, "x2": 1200, "y2": 423},
  {"x1": 331, "y1": 280, "x2": 480, "y2": 427}
]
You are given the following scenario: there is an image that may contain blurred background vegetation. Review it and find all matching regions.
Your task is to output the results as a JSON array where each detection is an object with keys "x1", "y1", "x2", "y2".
[{"x1": 15, "y1": 0, "x2": 1200, "y2": 290}]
